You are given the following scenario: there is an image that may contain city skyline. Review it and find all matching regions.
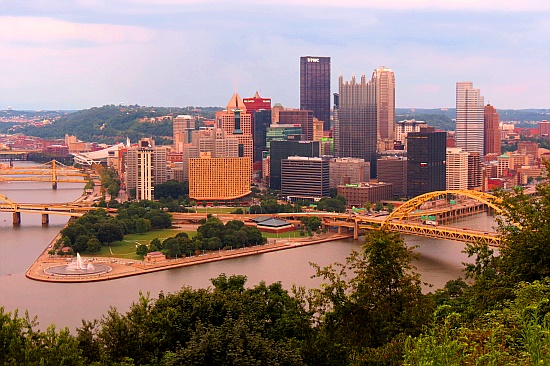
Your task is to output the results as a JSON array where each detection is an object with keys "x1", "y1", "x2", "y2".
[{"x1": 1, "y1": 1, "x2": 549, "y2": 110}]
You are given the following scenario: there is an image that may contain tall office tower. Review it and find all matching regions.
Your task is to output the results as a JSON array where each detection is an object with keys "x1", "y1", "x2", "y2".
[
  {"x1": 188, "y1": 153, "x2": 251, "y2": 203},
  {"x1": 173, "y1": 115, "x2": 196, "y2": 152},
  {"x1": 300, "y1": 56, "x2": 331, "y2": 131},
  {"x1": 281, "y1": 157, "x2": 330, "y2": 201},
  {"x1": 377, "y1": 156, "x2": 407, "y2": 197},
  {"x1": 329, "y1": 157, "x2": 371, "y2": 188},
  {"x1": 484, "y1": 104, "x2": 501, "y2": 155},
  {"x1": 334, "y1": 74, "x2": 377, "y2": 177},
  {"x1": 125, "y1": 138, "x2": 167, "y2": 201},
  {"x1": 268, "y1": 140, "x2": 320, "y2": 190},
  {"x1": 456, "y1": 82, "x2": 484, "y2": 155},
  {"x1": 406, "y1": 129, "x2": 446, "y2": 198},
  {"x1": 216, "y1": 93, "x2": 254, "y2": 171},
  {"x1": 468, "y1": 152, "x2": 482, "y2": 190},
  {"x1": 279, "y1": 109, "x2": 314, "y2": 141},
  {"x1": 395, "y1": 119, "x2": 427, "y2": 148},
  {"x1": 243, "y1": 92, "x2": 272, "y2": 169},
  {"x1": 446, "y1": 148, "x2": 469, "y2": 190},
  {"x1": 372, "y1": 66, "x2": 396, "y2": 149}
]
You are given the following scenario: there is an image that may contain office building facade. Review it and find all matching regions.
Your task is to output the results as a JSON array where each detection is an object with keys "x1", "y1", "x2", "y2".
[
  {"x1": 337, "y1": 182, "x2": 393, "y2": 207},
  {"x1": 188, "y1": 153, "x2": 251, "y2": 203},
  {"x1": 334, "y1": 74, "x2": 377, "y2": 177},
  {"x1": 377, "y1": 156, "x2": 407, "y2": 197},
  {"x1": 300, "y1": 56, "x2": 331, "y2": 130},
  {"x1": 484, "y1": 104, "x2": 501, "y2": 155},
  {"x1": 243, "y1": 92, "x2": 272, "y2": 168},
  {"x1": 281, "y1": 157, "x2": 329, "y2": 201},
  {"x1": 269, "y1": 140, "x2": 320, "y2": 190},
  {"x1": 329, "y1": 157, "x2": 371, "y2": 188},
  {"x1": 406, "y1": 130, "x2": 446, "y2": 197},
  {"x1": 372, "y1": 66, "x2": 396, "y2": 148},
  {"x1": 446, "y1": 148, "x2": 469, "y2": 190},
  {"x1": 125, "y1": 138, "x2": 167, "y2": 201},
  {"x1": 279, "y1": 109, "x2": 314, "y2": 141},
  {"x1": 456, "y1": 82, "x2": 484, "y2": 155}
]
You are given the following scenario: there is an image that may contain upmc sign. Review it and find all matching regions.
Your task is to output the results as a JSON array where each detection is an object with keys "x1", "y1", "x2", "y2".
[{"x1": 307, "y1": 58, "x2": 319, "y2": 63}]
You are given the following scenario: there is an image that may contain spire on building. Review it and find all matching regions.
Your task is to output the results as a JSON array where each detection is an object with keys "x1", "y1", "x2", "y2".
[{"x1": 226, "y1": 93, "x2": 247, "y2": 113}]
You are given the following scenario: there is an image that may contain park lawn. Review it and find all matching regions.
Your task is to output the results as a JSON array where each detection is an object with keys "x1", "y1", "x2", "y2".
[
  {"x1": 261, "y1": 230, "x2": 302, "y2": 239},
  {"x1": 87, "y1": 229, "x2": 197, "y2": 260}
]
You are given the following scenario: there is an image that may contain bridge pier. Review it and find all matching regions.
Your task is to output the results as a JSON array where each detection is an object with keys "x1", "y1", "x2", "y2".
[
  {"x1": 354, "y1": 220, "x2": 358, "y2": 240},
  {"x1": 12, "y1": 212, "x2": 20, "y2": 225},
  {"x1": 52, "y1": 181, "x2": 58, "y2": 190},
  {"x1": 42, "y1": 213, "x2": 49, "y2": 225}
]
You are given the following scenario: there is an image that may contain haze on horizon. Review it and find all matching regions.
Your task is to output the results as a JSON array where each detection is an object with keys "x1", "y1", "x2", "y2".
[{"x1": 1, "y1": 0, "x2": 549, "y2": 111}]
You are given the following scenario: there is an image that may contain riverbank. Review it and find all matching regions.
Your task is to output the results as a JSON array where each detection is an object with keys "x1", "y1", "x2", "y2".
[{"x1": 26, "y1": 232, "x2": 354, "y2": 283}]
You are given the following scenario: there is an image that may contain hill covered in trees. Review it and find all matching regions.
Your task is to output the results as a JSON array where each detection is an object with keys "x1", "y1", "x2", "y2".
[{"x1": 1, "y1": 105, "x2": 222, "y2": 144}]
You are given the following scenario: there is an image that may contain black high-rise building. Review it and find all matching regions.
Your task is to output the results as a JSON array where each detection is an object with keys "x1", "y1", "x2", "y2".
[
  {"x1": 406, "y1": 129, "x2": 446, "y2": 198},
  {"x1": 300, "y1": 56, "x2": 331, "y2": 131},
  {"x1": 269, "y1": 140, "x2": 320, "y2": 190},
  {"x1": 252, "y1": 109, "x2": 272, "y2": 164}
]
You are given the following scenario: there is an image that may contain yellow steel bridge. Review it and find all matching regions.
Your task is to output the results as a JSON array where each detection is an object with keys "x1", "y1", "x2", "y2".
[
  {"x1": 278, "y1": 190, "x2": 505, "y2": 246},
  {"x1": 0, "y1": 160, "x2": 88, "y2": 189}
]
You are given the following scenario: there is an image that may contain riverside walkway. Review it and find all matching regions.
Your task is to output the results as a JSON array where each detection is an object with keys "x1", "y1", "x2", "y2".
[{"x1": 26, "y1": 233, "x2": 353, "y2": 283}]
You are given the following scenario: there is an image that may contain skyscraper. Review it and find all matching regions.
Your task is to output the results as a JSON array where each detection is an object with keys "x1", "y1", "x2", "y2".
[
  {"x1": 216, "y1": 93, "x2": 254, "y2": 172},
  {"x1": 446, "y1": 147, "x2": 469, "y2": 190},
  {"x1": 125, "y1": 138, "x2": 167, "y2": 201},
  {"x1": 300, "y1": 56, "x2": 331, "y2": 131},
  {"x1": 333, "y1": 74, "x2": 377, "y2": 177},
  {"x1": 372, "y1": 66, "x2": 395, "y2": 148},
  {"x1": 484, "y1": 104, "x2": 501, "y2": 155},
  {"x1": 243, "y1": 92, "x2": 271, "y2": 168},
  {"x1": 456, "y1": 82, "x2": 484, "y2": 155},
  {"x1": 406, "y1": 129, "x2": 446, "y2": 197}
]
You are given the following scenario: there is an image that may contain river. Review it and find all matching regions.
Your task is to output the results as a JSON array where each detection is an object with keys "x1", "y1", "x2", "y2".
[{"x1": 0, "y1": 166, "x2": 493, "y2": 332}]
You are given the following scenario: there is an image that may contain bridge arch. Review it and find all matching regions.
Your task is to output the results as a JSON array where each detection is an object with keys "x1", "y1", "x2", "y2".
[{"x1": 381, "y1": 190, "x2": 502, "y2": 229}]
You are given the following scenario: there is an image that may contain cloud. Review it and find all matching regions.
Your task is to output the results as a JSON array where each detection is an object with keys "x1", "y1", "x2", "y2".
[
  {"x1": 0, "y1": 17, "x2": 154, "y2": 47},
  {"x1": 118, "y1": 0, "x2": 550, "y2": 12}
]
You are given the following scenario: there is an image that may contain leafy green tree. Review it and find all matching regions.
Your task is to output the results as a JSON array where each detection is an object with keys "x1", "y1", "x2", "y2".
[
  {"x1": 309, "y1": 230, "x2": 433, "y2": 362},
  {"x1": 96, "y1": 221, "x2": 124, "y2": 244},
  {"x1": 496, "y1": 167, "x2": 550, "y2": 283},
  {"x1": 136, "y1": 244, "x2": 148, "y2": 257},
  {"x1": 74, "y1": 235, "x2": 90, "y2": 253},
  {"x1": 374, "y1": 201, "x2": 384, "y2": 211},
  {"x1": 86, "y1": 237, "x2": 102, "y2": 253},
  {"x1": 135, "y1": 218, "x2": 151, "y2": 234}
]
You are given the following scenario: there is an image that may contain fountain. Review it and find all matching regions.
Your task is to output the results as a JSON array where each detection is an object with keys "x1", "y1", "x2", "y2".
[{"x1": 45, "y1": 253, "x2": 111, "y2": 276}]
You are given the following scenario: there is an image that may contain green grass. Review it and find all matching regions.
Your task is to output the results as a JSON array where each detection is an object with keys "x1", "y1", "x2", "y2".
[
  {"x1": 84, "y1": 229, "x2": 195, "y2": 260},
  {"x1": 261, "y1": 230, "x2": 302, "y2": 238}
]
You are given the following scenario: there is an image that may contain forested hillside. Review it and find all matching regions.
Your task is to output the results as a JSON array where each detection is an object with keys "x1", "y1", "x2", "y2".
[{"x1": 2, "y1": 105, "x2": 222, "y2": 144}]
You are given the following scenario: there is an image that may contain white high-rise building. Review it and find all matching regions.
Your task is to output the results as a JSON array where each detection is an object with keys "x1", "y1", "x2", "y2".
[
  {"x1": 125, "y1": 138, "x2": 167, "y2": 201},
  {"x1": 446, "y1": 147, "x2": 469, "y2": 190},
  {"x1": 456, "y1": 82, "x2": 484, "y2": 155}
]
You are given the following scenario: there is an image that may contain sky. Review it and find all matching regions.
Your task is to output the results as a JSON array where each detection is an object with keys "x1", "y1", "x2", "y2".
[{"x1": 1, "y1": 0, "x2": 549, "y2": 110}]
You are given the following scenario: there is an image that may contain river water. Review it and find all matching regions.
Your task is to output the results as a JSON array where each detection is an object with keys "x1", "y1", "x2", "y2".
[{"x1": 0, "y1": 165, "x2": 495, "y2": 331}]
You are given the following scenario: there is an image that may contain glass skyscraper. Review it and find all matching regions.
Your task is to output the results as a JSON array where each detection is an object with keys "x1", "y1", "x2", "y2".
[
  {"x1": 300, "y1": 56, "x2": 331, "y2": 131},
  {"x1": 456, "y1": 82, "x2": 484, "y2": 156},
  {"x1": 333, "y1": 74, "x2": 377, "y2": 178}
]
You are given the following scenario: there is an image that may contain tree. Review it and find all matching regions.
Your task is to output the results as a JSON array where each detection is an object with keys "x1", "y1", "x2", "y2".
[
  {"x1": 495, "y1": 162, "x2": 550, "y2": 283},
  {"x1": 309, "y1": 230, "x2": 433, "y2": 362},
  {"x1": 96, "y1": 221, "x2": 124, "y2": 244},
  {"x1": 136, "y1": 244, "x2": 148, "y2": 257},
  {"x1": 74, "y1": 235, "x2": 90, "y2": 253},
  {"x1": 86, "y1": 237, "x2": 101, "y2": 253},
  {"x1": 374, "y1": 201, "x2": 384, "y2": 212},
  {"x1": 135, "y1": 218, "x2": 151, "y2": 234}
]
